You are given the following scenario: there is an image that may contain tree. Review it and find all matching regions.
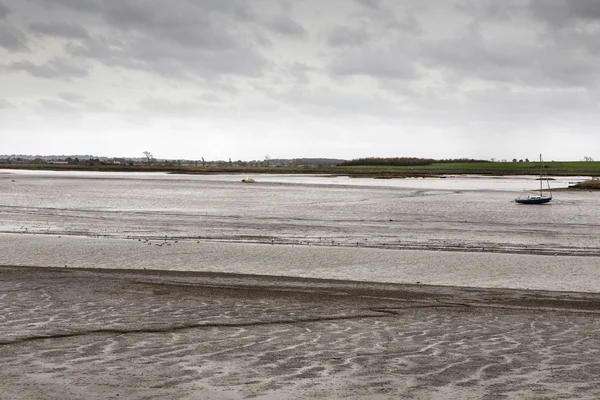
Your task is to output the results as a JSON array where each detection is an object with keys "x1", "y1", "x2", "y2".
[
  {"x1": 143, "y1": 151, "x2": 153, "y2": 165},
  {"x1": 264, "y1": 155, "x2": 272, "y2": 167},
  {"x1": 584, "y1": 156, "x2": 594, "y2": 162}
]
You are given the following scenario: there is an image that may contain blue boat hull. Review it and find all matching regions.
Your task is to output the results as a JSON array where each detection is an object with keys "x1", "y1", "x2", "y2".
[{"x1": 515, "y1": 197, "x2": 552, "y2": 204}]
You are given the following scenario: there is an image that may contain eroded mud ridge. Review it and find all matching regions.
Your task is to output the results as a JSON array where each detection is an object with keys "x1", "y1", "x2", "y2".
[{"x1": 2, "y1": 266, "x2": 600, "y2": 399}]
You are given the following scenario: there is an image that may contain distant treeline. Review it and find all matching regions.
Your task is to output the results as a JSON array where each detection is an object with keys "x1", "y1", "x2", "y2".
[
  {"x1": 271, "y1": 158, "x2": 346, "y2": 166},
  {"x1": 339, "y1": 157, "x2": 490, "y2": 167}
]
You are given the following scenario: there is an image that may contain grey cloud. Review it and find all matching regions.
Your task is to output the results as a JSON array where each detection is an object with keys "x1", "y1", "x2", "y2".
[
  {"x1": 14, "y1": 1, "x2": 301, "y2": 82},
  {"x1": 200, "y1": 80, "x2": 241, "y2": 95},
  {"x1": 555, "y1": 29, "x2": 600, "y2": 56},
  {"x1": 442, "y1": 1, "x2": 600, "y2": 88},
  {"x1": 0, "y1": 98, "x2": 15, "y2": 108},
  {"x1": 98, "y1": 2, "x2": 246, "y2": 51},
  {"x1": 420, "y1": 34, "x2": 600, "y2": 88},
  {"x1": 389, "y1": 14, "x2": 421, "y2": 35},
  {"x1": 39, "y1": 98, "x2": 79, "y2": 113},
  {"x1": 0, "y1": 1, "x2": 10, "y2": 18},
  {"x1": 83, "y1": 99, "x2": 110, "y2": 112},
  {"x1": 49, "y1": 0, "x2": 270, "y2": 80},
  {"x1": 270, "y1": 85, "x2": 403, "y2": 118},
  {"x1": 40, "y1": 0, "x2": 256, "y2": 20},
  {"x1": 537, "y1": 50, "x2": 600, "y2": 86},
  {"x1": 198, "y1": 92, "x2": 222, "y2": 103},
  {"x1": 69, "y1": 34, "x2": 266, "y2": 79},
  {"x1": 263, "y1": 14, "x2": 306, "y2": 38},
  {"x1": 0, "y1": 24, "x2": 27, "y2": 51},
  {"x1": 354, "y1": 0, "x2": 382, "y2": 9},
  {"x1": 29, "y1": 21, "x2": 90, "y2": 39},
  {"x1": 59, "y1": 92, "x2": 86, "y2": 102},
  {"x1": 273, "y1": 62, "x2": 313, "y2": 85},
  {"x1": 102, "y1": 2, "x2": 210, "y2": 32},
  {"x1": 278, "y1": 0, "x2": 294, "y2": 14},
  {"x1": 464, "y1": 1, "x2": 600, "y2": 59},
  {"x1": 132, "y1": 22, "x2": 239, "y2": 51},
  {"x1": 350, "y1": 0, "x2": 421, "y2": 35},
  {"x1": 329, "y1": 45, "x2": 418, "y2": 80},
  {"x1": 138, "y1": 97, "x2": 207, "y2": 118},
  {"x1": 35, "y1": 0, "x2": 259, "y2": 50},
  {"x1": 327, "y1": 25, "x2": 369, "y2": 47},
  {"x1": 287, "y1": 62, "x2": 312, "y2": 85},
  {"x1": 526, "y1": 2, "x2": 600, "y2": 58},
  {"x1": 7, "y1": 57, "x2": 89, "y2": 79},
  {"x1": 99, "y1": 0, "x2": 258, "y2": 41},
  {"x1": 463, "y1": 86, "x2": 595, "y2": 116},
  {"x1": 529, "y1": 0, "x2": 600, "y2": 27},
  {"x1": 36, "y1": 0, "x2": 104, "y2": 13},
  {"x1": 456, "y1": 0, "x2": 524, "y2": 21},
  {"x1": 463, "y1": 1, "x2": 600, "y2": 32}
]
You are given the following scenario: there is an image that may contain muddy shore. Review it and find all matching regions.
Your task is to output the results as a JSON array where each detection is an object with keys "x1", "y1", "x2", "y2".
[
  {"x1": 3, "y1": 171, "x2": 600, "y2": 398},
  {"x1": 3, "y1": 266, "x2": 600, "y2": 399}
]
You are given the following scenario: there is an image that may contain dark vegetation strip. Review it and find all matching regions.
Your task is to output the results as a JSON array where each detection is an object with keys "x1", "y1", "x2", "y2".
[{"x1": 338, "y1": 157, "x2": 489, "y2": 166}]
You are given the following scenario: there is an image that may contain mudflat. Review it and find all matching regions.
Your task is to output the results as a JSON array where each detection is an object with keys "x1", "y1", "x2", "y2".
[
  {"x1": 3, "y1": 266, "x2": 600, "y2": 399},
  {"x1": 3, "y1": 171, "x2": 600, "y2": 399}
]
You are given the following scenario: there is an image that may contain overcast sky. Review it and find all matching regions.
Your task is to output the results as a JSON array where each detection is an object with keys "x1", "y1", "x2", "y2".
[{"x1": 1, "y1": 0, "x2": 600, "y2": 161}]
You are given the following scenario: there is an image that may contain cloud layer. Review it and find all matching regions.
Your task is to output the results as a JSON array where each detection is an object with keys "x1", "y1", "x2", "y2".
[{"x1": 1, "y1": 0, "x2": 600, "y2": 160}]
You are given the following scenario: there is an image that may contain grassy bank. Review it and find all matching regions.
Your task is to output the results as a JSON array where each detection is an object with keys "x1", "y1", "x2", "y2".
[
  {"x1": 342, "y1": 161, "x2": 600, "y2": 177},
  {"x1": 567, "y1": 179, "x2": 600, "y2": 190},
  {"x1": 1, "y1": 161, "x2": 600, "y2": 177}
]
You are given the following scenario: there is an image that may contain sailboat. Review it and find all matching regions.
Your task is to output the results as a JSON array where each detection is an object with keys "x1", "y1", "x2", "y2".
[{"x1": 515, "y1": 154, "x2": 552, "y2": 204}]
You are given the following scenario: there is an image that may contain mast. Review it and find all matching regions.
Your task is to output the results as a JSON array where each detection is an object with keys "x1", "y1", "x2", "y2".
[{"x1": 540, "y1": 153, "x2": 543, "y2": 196}]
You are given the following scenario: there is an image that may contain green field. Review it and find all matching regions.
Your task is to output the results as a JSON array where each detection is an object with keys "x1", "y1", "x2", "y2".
[
  {"x1": 1, "y1": 161, "x2": 600, "y2": 177},
  {"x1": 340, "y1": 161, "x2": 600, "y2": 177}
]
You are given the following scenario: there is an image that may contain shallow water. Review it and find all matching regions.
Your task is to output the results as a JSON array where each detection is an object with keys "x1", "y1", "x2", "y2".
[{"x1": 1, "y1": 169, "x2": 599, "y2": 291}]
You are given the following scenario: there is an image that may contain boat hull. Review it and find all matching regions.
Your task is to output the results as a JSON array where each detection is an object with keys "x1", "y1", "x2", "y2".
[{"x1": 515, "y1": 197, "x2": 552, "y2": 204}]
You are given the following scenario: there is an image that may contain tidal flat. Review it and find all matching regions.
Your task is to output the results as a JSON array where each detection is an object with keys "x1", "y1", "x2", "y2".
[
  {"x1": 1, "y1": 170, "x2": 600, "y2": 399},
  {"x1": 3, "y1": 267, "x2": 600, "y2": 399}
]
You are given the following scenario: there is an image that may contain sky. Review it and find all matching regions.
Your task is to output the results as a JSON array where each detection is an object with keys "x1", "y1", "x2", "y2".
[{"x1": 1, "y1": 0, "x2": 600, "y2": 161}]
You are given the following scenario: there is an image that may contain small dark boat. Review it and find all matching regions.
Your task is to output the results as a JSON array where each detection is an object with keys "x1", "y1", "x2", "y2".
[
  {"x1": 515, "y1": 194, "x2": 552, "y2": 204},
  {"x1": 515, "y1": 154, "x2": 552, "y2": 204}
]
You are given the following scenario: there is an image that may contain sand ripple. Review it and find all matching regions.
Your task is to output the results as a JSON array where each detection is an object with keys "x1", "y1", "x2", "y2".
[{"x1": 2, "y1": 267, "x2": 600, "y2": 399}]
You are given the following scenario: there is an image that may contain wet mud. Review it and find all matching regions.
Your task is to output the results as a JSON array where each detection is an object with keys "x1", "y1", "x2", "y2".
[
  {"x1": 2, "y1": 171, "x2": 600, "y2": 257},
  {"x1": 3, "y1": 267, "x2": 600, "y2": 399},
  {"x1": 2, "y1": 171, "x2": 600, "y2": 398}
]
